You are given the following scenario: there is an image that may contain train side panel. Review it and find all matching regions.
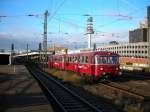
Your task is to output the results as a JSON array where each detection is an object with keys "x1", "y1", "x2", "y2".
[
  {"x1": 76, "y1": 54, "x2": 92, "y2": 76},
  {"x1": 48, "y1": 51, "x2": 121, "y2": 79}
]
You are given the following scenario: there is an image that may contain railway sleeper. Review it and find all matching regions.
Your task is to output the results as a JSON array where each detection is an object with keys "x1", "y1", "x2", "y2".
[
  {"x1": 63, "y1": 104, "x2": 87, "y2": 108},
  {"x1": 62, "y1": 102, "x2": 82, "y2": 105},
  {"x1": 63, "y1": 107, "x2": 91, "y2": 112},
  {"x1": 57, "y1": 97, "x2": 78, "y2": 101}
]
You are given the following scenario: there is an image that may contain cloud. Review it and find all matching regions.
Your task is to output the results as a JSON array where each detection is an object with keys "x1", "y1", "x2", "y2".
[
  {"x1": 47, "y1": 33, "x2": 86, "y2": 48},
  {"x1": 0, "y1": 33, "x2": 13, "y2": 40},
  {"x1": 0, "y1": 24, "x2": 44, "y2": 50},
  {"x1": 47, "y1": 31, "x2": 129, "y2": 49},
  {"x1": 92, "y1": 31, "x2": 129, "y2": 44}
]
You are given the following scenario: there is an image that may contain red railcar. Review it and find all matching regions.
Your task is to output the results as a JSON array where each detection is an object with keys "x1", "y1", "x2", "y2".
[{"x1": 48, "y1": 51, "x2": 121, "y2": 80}]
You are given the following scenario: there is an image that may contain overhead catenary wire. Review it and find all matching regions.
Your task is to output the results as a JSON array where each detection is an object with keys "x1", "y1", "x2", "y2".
[
  {"x1": 0, "y1": 14, "x2": 43, "y2": 18},
  {"x1": 50, "y1": 15, "x2": 129, "y2": 43},
  {"x1": 98, "y1": 5, "x2": 147, "y2": 28},
  {"x1": 0, "y1": 2, "x2": 148, "y2": 48},
  {"x1": 0, "y1": 5, "x2": 146, "y2": 30},
  {"x1": 48, "y1": 0, "x2": 67, "y2": 22}
]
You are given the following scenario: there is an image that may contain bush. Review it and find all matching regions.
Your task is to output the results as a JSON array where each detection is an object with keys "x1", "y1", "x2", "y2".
[
  {"x1": 126, "y1": 62, "x2": 133, "y2": 65},
  {"x1": 142, "y1": 67, "x2": 150, "y2": 72}
]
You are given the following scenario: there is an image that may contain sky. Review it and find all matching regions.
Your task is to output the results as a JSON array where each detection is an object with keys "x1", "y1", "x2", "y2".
[{"x1": 0, "y1": 0, "x2": 149, "y2": 51}]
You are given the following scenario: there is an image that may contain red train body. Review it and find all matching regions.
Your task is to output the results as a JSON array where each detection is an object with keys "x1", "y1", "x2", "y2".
[{"x1": 48, "y1": 51, "x2": 121, "y2": 79}]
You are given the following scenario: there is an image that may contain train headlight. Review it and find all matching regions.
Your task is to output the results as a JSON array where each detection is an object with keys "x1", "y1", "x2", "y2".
[
  {"x1": 118, "y1": 72, "x2": 122, "y2": 75},
  {"x1": 102, "y1": 72, "x2": 106, "y2": 75},
  {"x1": 100, "y1": 67, "x2": 103, "y2": 70},
  {"x1": 116, "y1": 67, "x2": 118, "y2": 70}
]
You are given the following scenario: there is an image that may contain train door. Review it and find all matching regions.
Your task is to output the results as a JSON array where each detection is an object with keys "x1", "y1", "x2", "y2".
[
  {"x1": 82, "y1": 55, "x2": 89, "y2": 74},
  {"x1": 64, "y1": 55, "x2": 69, "y2": 70},
  {"x1": 62, "y1": 56, "x2": 65, "y2": 69},
  {"x1": 74, "y1": 55, "x2": 78, "y2": 72},
  {"x1": 88, "y1": 55, "x2": 94, "y2": 76},
  {"x1": 94, "y1": 55, "x2": 99, "y2": 77}
]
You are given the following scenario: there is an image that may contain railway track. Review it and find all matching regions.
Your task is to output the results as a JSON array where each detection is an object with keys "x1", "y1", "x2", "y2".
[
  {"x1": 27, "y1": 66, "x2": 102, "y2": 112},
  {"x1": 99, "y1": 80, "x2": 149, "y2": 102}
]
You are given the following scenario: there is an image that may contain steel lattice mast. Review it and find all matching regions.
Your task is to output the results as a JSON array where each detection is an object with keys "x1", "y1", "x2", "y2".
[
  {"x1": 43, "y1": 10, "x2": 48, "y2": 63},
  {"x1": 43, "y1": 10, "x2": 48, "y2": 52}
]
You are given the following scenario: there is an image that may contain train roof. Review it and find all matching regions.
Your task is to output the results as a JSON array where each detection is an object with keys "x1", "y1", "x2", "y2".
[
  {"x1": 74, "y1": 51, "x2": 118, "y2": 56},
  {"x1": 50, "y1": 51, "x2": 119, "y2": 56}
]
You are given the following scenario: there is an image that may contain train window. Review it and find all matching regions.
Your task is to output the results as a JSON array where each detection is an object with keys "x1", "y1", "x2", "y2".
[
  {"x1": 71, "y1": 56, "x2": 73, "y2": 62},
  {"x1": 69, "y1": 56, "x2": 71, "y2": 63},
  {"x1": 67, "y1": 57, "x2": 69, "y2": 62},
  {"x1": 72, "y1": 56, "x2": 74, "y2": 62},
  {"x1": 70, "y1": 56, "x2": 73, "y2": 63},
  {"x1": 66, "y1": 57, "x2": 69, "y2": 62},
  {"x1": 78, "y1": 56, "x2": 81, "y2": 63},
  {"x1": 85, "y1": 56, "x2": 88, "y2": 63},
  {"x1": 72, "y1": 56, "x2": 76, "y2": 63},
  {"x1": 102, "y1": 57, "x2": 107, "y2": 64},
  {"x1": 79, "y1": 56, "x2": 82, "y2": 63},
  {"x1": 74, "y1": 56, "x2": 77, "y2": 63},
  {"x1": 96, "y1": 56, "x2": 118, "y2": 64},
  {"x1": 73, "y1": 56, "x2": 75, "y2": 62},
  {"x1": 71, "y1": 56, "x2": 74, "y2": 62},
  {"x1": 77, "y1": 56, "x2": 87, "y2": 63},
  {"x1": 81, "y1": 56, "x2": 84, "y2": 63},
  {"x1": 68, "y1": 57, "x2": 70, "y2": 62},
  {"x1": 109, "y1": 57, "x2": 118, "y2": 64}
]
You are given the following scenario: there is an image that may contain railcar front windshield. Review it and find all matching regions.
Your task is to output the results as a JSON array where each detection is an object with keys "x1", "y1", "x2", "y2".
[{"x1": 95, "y1": 55, "x2": 119, "y2": 64}]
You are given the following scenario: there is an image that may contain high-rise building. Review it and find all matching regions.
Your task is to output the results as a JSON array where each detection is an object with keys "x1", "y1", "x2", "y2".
[
  {"x1": 147, "y1": 6, "x2": 150, "y2": 69},
  {"x1": 139, "y1": 19, "x2": 147, "y2": 28},
  {"x1": 129, "y1": 28, "x2": 147, "y2": 43}
]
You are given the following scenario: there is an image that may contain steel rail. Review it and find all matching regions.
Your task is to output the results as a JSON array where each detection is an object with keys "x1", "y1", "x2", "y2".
[
  {"x1": 100, "y1": 80, "x2": 148, "y2": 102},
  {"x1": 28, "y1": 66, "x2": 102, "y2": 112},
  {"x1": 27, "y1": 67, "x2": 67, "y2": 112}
]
